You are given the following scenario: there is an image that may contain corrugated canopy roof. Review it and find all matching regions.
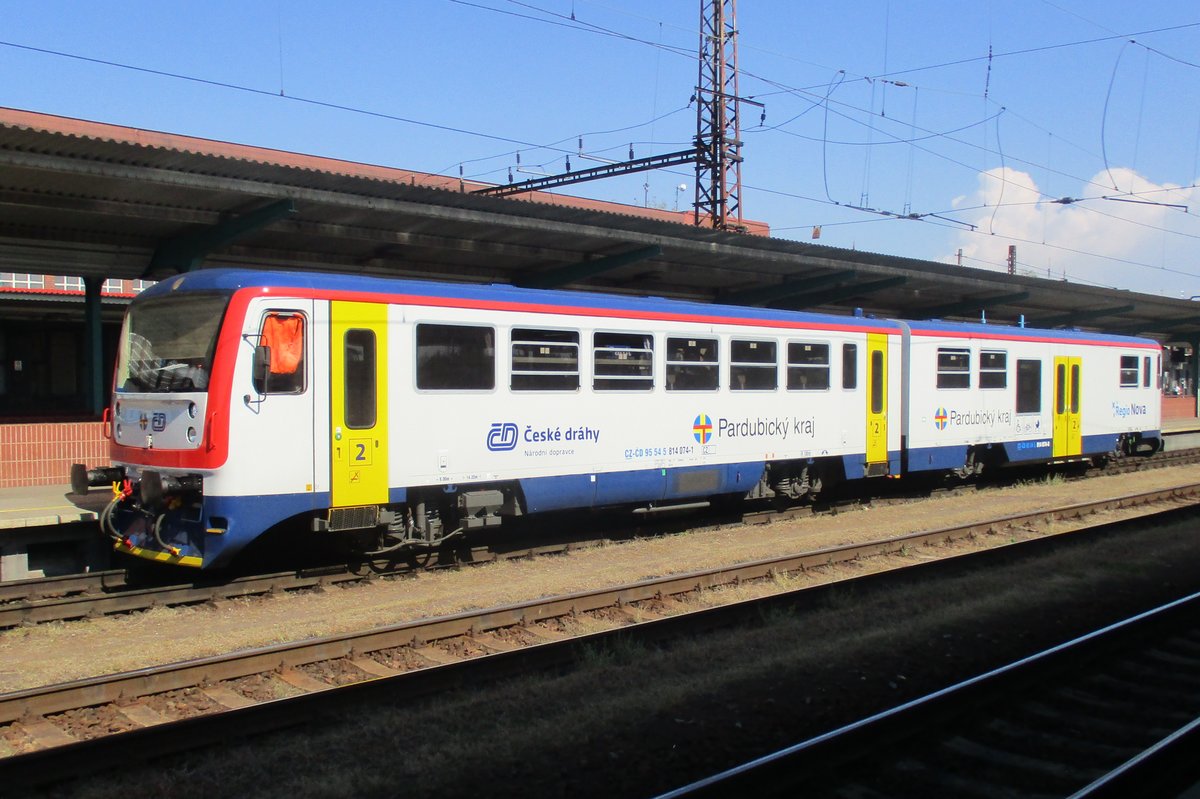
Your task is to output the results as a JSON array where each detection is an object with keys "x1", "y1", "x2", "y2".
[{"x1": 1, "y1": 106, "x2": 1196, "y2": 342}]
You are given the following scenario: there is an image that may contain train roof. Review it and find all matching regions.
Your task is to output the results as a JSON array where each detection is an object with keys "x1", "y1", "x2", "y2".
[
  {"x1": 143, "y1": 268, "x2": 903, "y2": 334},
  {"x1": 144, "y1": 268, "x2": 1158, "y2": 347},
  {"x1": 901, "y1": 317, "x2": 1158, "y2": 348}
]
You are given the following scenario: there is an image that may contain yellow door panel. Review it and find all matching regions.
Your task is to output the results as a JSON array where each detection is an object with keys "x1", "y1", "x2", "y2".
[
  {"x1": 1052, "y1": 358, "x2": 1067, "y2": 458},
  {"x1": 1052, "y1": 356, "x2": 1082, "y2": 458},
  {"x1": 866, "y1": 334, "x2": 888, "y2": 466},
  {"x1": 1067, "y1": 356, "x2": 1081, "y2": 455},
  {"x1": 331, "y1": 301, "x2": 389, "y2": 507}
]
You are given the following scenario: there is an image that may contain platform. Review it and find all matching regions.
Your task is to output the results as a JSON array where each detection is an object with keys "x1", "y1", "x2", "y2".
[
  {"x1": 0, "y1": 484, "x2": 108, "y2": 530},
  {"x1": 0, "y1": 485, "x2": 112, "y2": 580},
  {"x1": 1163, "y1": 417, "x2": 1200, "y2": 450}
]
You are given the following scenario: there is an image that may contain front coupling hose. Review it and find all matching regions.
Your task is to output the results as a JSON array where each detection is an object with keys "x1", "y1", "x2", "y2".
[
  {"x1": 152, "y1": 514, "x2": 182, "y2": 558},
  {"x1": 100, "y1": 497, "x2": 122, "y2": 542},
  {"x1": 101, "y1": 479, "x2": 134, "y2": 542}
]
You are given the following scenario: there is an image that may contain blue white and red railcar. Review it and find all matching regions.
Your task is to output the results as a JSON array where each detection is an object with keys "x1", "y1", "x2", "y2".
[
  {"x1": 70, "y1": 268, "x2": 1162, "y2": 569},
  {"x1": 898, "y1": 318, "x2": 1161, "y2": 476}
]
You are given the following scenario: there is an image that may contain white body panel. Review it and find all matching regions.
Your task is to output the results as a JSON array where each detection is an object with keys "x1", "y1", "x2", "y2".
[
  {"x1": 207, "y1": 297, "x2": 317, "y2": 498},
  {"x1": 903, "y1": 329, "x2": 1160, "y2": 459},
  {"x1": 380, "y1": 304, "x2": 899, "y2": 489}
]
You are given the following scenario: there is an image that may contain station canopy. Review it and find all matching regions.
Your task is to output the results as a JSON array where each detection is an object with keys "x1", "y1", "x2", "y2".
[{"x1": 0, "y1": 106, "x2": 1196, "y2": 343}]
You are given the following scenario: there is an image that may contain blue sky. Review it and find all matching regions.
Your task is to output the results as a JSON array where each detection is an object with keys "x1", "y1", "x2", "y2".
[{"x1": 3, "y1": 1, "x2": 1199, "y2": 298}]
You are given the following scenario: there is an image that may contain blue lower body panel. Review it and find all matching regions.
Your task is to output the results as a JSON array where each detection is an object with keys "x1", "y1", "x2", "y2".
[
  {"x1": 519, "y1": 462, "x2": 765, "y2": 513},
  {"x1": 909, "y1": 430, "x2": 1159, "y2": 473},
  {"x1": 115, "y1": 492, "x2": 324, "y2": 569},
  {"x1": 1080, "y1": 433, "x2": 1120, "y2": 456},
  {"x1": 1002, "y1": 438, "x2": 1054, "y2": 463},
  {"x1": 904, "y1": 445, "x2": 969, "y2": 472},
  {"x1": 201, "y1": 492, "x2": 327, "y2": 567}
]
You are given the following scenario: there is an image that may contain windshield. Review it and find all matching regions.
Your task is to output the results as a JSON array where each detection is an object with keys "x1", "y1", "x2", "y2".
[{"x1": 115, "y1": 293, "x2": 230, "y2": 392}]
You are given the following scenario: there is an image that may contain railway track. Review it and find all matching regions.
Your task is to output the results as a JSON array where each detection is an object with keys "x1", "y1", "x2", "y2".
[
  {"x1": 2, "y1": 482, "x2": 1200, "y2": 791},
  {"x1": 1101, "y1": 443, "x2": 1200, "y2": 473},
  {"x1": 5, "y1": 448, "x2": 1200, "y2": 629},
  {"x1": 0, "y1": 541, "x2": 581, "y2": 628},
  {"x1": 661, "y1": 590, "x2": 1200, "y2": 798}
]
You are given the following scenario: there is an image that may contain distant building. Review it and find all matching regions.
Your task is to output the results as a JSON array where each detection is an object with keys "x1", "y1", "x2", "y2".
[{"x1": 0, "y1": 274, "x2": 153, "y2": 419}]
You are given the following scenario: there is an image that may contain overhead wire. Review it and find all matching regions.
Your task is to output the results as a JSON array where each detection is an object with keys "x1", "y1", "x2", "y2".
[
  {"x1": 4, "y1": 7, "x2": 1175, "y2": 211},
  {"x1": 434, "y1": 104, "x2": 692, "y2": 177},
  {"x1": 481, "y1": 0, "x2": 1200, "y2": 192},
  {"x1": 763, "y1": 68, "x2": 1193, "y2": 228},
  {"x1": 0, "y1": 38, "x2": 551, "y2": 151},
  {"x1": 0, "y1": 36, "x2": 694, "y2": 189},
  {"x1": 867, "y1": 21, "x2": 1200, "y2": 82},
  {"x1": 4, "y1": 4, "x2": 1197, "y2": 280},
  {"x1": 1100, "y1": 40, "x2": 1133, "y2": 191}
]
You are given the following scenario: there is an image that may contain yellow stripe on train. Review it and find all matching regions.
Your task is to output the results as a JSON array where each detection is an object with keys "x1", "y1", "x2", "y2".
[{"x1": 113, "y1": 540, "x2": 203, "y2": 568}]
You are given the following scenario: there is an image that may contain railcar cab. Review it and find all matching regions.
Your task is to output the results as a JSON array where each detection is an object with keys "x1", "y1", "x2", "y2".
[
  {"x1": 72, "y1": 285, "x2": 233, "y2": 567},
  {"x1": 70, "y1": 273, "x2": 323, "y2": 569}
]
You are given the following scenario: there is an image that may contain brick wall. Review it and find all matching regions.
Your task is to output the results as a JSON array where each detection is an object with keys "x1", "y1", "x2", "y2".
[
  {"x1": 0, "y1": 421, "x2": 108, "y2": 488},
  {"x1": 1162, "y1": 396, "x2": 1197, "y2": 420}
]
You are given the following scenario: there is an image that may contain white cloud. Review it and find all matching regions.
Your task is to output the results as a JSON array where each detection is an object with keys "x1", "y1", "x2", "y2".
[{"x1": 948, "y1": 166, "x2": 1200, "y2": 299}]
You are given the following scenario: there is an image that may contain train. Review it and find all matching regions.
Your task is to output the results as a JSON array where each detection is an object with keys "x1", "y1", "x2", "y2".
[{"x1": 70, "y1": 268, "x2": 1163, "y2": 569}]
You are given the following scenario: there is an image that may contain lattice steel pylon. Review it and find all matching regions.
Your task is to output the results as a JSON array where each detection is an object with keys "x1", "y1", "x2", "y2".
[{"x1": 694, "y1": 0, "x2": 744, "y2": 231}]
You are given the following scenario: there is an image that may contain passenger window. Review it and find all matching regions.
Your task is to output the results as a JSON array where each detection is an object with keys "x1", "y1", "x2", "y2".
[
  {"x1": 1056, "y1": 363, "x2": 1066, "y2": 414},
  {"x1": 511, "y1": 328, "x2": 579, "y2": 391},
  {"x1": 842, "y1": 343, "x2": 857, "y2": 390},
  {"x1": 937, "y1": 348, "x2": 970, "y2": 389},
  {"x1": 1143, "y1": 356, "x2": 1151, "y2": 388},
  {"x1": 1071, "y1": 364, "x2": 1080, "y2": 413},
  {"x1": 1016, "y1": 359, "x2": 1041, "y2": 413},
  {"x1": 1119, "y1": 355, "x2": 1139, "y2": 387},
  {"x1": 787, "y1": 342, "x2": 830, "y2": 391},
  {"x1": 667, "y1": 337, "x2": 718, "y2": 391},
  {"x1": 255, "y1": 312, "x2": 306, "y2": 395},
  {"x1": 979, "y1": 350, "x2": 1007, "y2": 389},
  {"x1": 344, "y1": 329, "x2": 375, "y2": 429},
  {"x1": 870, "y1": 350, "x2": 884, "y2": 413},
  {"x1": 730, "y1": 339, "x2": 776, "y2": 391},
  {"x1": 416, "y1": 324, "x2": 495, "y2": 390},
  {"x1": 594, "y1": 332, "x2": 653, "y2": 391}
]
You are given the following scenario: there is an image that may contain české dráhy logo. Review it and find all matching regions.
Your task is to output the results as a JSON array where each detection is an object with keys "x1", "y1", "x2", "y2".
[{"x1": 486, "y1": 422, "x2": 519, "y2": 451}]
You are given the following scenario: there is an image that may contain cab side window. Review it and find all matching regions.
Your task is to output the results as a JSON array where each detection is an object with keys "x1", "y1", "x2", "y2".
[
  {"x1": 255, "y1": 312, "x2": 306, "y2": 394},
  {"x1": 1119, "y1": 355, "x2": 1139, "y2": 388}
]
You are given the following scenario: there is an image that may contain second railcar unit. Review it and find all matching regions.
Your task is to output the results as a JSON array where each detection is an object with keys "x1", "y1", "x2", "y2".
[{"x1": 899, "y1": 319, "x2": 1162, "y2": 477}]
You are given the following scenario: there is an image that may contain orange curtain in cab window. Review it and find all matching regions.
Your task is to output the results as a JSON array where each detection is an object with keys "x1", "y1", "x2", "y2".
[{"x1": 261, "y1": 314, "x2": 303, "y2": 375}]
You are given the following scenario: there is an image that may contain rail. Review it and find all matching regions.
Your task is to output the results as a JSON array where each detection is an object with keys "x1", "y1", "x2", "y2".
[
  {"x1": 5, "y1": 447, "x2": 1200, "y2": 627},
  {"x1": 657, "y1": 590, "x2": 1200, "y2": 798},
  {"x1": 2, "y1": 483, "x2": 1200, "y2": 790}
]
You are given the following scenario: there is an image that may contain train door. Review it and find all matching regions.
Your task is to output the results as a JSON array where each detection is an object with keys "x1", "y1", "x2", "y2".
[
  {"x1": 330, "y1": 301, "x2": 389, "y2": 507},
  {"x1": 248, "y1": 301, "x2": 315, "y2": 498},
  {"x1": 1052, "y1": 355, "x2": 1082, "y2": 458},
  {"x1": 865, "y1": 333, "x2": 888, "y2": 473}
]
